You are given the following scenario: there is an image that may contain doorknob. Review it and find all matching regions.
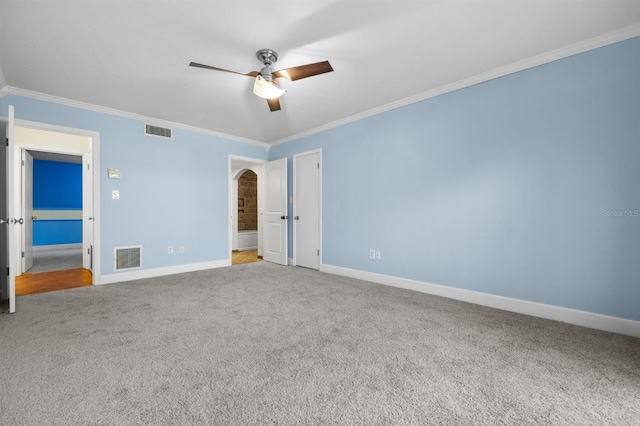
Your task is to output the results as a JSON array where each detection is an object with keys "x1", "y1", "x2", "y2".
[
  {"x1": 15, "y1": 218, "x2": 24, "y2": 225},
  {"x1": 0, "y1": 218, "x2": 9, "y2": 225},
  {"x1": 280, "y1": 215, "x2": 289, "y2": 220},
  {"x1": 88, "y1": 217, "x2": 93, "y2": 220},
  {"x1": 32, "y1": 216, "x2": 38, "y2": 221},
  {"x1": 294, "y1": 216, "x2": 299, "y2": 220}
]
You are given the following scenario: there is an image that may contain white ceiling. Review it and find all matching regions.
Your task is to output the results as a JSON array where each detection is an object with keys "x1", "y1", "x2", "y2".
[{"x1": 1, "y1": 1, "x2": 639, "y2": 146}]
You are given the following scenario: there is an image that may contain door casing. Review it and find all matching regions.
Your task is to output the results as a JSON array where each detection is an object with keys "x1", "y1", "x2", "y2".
[{"x1": 12, "y1": 118, "x2": 101, "y2": 285}]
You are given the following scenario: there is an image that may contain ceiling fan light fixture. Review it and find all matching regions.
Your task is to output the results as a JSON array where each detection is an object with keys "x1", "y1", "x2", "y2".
[{"x1": 253, "y1": 75, "x2": 287, "y2": 99}]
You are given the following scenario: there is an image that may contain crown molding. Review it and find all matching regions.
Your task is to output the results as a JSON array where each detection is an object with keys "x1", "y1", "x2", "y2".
[
  {"x1": 3, "y1": 86, "x2": 269, "y2": 149},
  {"x1": 269, "y1": 24, "x2": 640, "y2": 147}
]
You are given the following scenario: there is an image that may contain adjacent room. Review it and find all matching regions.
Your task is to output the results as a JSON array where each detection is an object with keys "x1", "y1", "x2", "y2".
[{"x1": 1, "y1": 1, "x2": 638, "y2": 424}]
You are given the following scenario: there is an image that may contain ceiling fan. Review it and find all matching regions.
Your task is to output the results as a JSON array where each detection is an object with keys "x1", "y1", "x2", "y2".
[{"x1": 190, "y1": 49, "x2": 333, "y2": 112}]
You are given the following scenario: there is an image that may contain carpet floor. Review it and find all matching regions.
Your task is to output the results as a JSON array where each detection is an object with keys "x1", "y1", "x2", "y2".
[
  {"x1": 29, "y1": 248, "x2": 83, "y2": 274},
  {"x1": 1, "y1": 262, "x2": 638, "y2": 425}
]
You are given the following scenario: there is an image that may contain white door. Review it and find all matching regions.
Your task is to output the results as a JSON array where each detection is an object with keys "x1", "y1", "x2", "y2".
[
  {"x1": 6, "y1": 106, "x2": 18, "y2": 313},
  {"x1": 21, "y1": 150, "x2": 33, "y2": 272},
  {"x1": 294, "y1": 151, "x2": 321, "y2": 269},
  {"x1": 82, "y1": 150, "x2": 93, "y2": 271},
  {"x1": 263, "y1": 158, "x2": 287, "y2": 265}
]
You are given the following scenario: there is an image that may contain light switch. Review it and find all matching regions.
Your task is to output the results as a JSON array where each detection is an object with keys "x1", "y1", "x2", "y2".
[{"x1": 112, "y1": 190, "x2": 119, "y2": 200}]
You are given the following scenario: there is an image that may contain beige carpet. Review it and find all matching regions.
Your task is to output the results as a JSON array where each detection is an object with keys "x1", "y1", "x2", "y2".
[{"x1": 1, "y1": 262, "x2": 638, "y2": 425}]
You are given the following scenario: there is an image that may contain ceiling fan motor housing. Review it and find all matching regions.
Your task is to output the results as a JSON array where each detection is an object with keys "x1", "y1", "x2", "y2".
[{"x1": 256, "y1": 49, "x2": 278, "y2": 66}]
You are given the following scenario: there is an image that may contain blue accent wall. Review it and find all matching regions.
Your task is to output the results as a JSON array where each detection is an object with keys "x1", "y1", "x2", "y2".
[
  {"x1": 33, "y1": 220, "x2": 82, "y2": 245},
  {"x1": 33, "y1": 159, "x2": 82, "y2": 246},
  {"x1": 270, "y1": 37, "x2": 640, "y2": 321},
  {"x1": 33, "y1": 160, "x2": 82, "y2": 209}
]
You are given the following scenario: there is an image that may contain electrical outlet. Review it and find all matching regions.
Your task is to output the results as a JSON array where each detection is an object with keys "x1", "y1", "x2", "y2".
[
  {"x1": 369, "y1": 249, "x2": 375, "y2": 259},
  {"x1": 375, "y1": 250, "x2": 381, "y2": 260},
  {"x1": 179, "y1": 246, "x2": 185, "y2": 253},
  {"x1": 112, "y1": 190, "x2": 119, "y2": 200},
  {"x1": 168, "y1": 246, "x2": 173, "y2": 254}
]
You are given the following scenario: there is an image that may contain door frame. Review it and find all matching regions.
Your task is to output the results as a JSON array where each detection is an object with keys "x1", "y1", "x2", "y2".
[
  {"x1": 21, "y1": 150, "x2": 34, "y2": 273},
  {"x1": 228, "y1": 155, "x2": 266, "y2": 263},
  {"x1": 293, "y1": 149, "x2": 322, "y2": 269},
  {"x1": 13, "y1": 118, "x2": 101, "y2": 283}
]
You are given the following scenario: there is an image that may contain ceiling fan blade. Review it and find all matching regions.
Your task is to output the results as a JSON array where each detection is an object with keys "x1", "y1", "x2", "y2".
[
  {"x1": 267, "y1": 98, "x2": 281, "y2": 112},
  {"x1": 273, "y1": 61, "x2": 333, "y2": 81},
  {"x1": 189, "y1": 62, "x2": 260, "y2": 78}
]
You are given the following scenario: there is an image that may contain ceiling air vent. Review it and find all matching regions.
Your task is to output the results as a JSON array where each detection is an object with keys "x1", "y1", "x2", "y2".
[
  {"x1": 145, "y1": 124, "x2": 172, "y2": 139},
  {"x1": 114, "y1": 246, "x2": 142, "y2": 271}
]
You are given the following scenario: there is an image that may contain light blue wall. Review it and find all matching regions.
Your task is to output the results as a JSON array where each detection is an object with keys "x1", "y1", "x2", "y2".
[
  {"x1": 0, "y1": 95, "x2": 268, "y2": 274},
  {"x1": 269, "y1": 37, "x2": 640, "y2": 321}
]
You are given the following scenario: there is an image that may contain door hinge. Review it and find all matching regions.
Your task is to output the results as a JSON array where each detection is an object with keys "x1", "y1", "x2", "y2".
[
  {"x1": 87, "y1": 164, "x2": 90, "y2": 170},
  {"x1": 6, "y1": 267, "x2": 9, "y2": 276},
  {"x1": 317, "y1": 163, "x2": 320, "y2": 169},
  {"x1": 317, "y1": 249, "x2": 320, "y2": 256},
  {"x1": 5, "y1": 138, "x2": 8, "y2": 147},
  {"x1": 22, "y1": 160, "x2": 24, "y2": 166},
  {"x1": 21, "y1": 251, "x2": 24, "y2": 258}
]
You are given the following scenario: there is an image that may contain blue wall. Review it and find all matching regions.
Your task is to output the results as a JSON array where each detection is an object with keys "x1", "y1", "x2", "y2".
[
  {"x1": 34, "y1": 160, "x2": 82, "y2": 209},
  {"x1": 33, "y1": 220, "x2": 82, "y2": 245},
  {"x1": 0, "y1": 96, "x2": 268, "y2": 274},
  {"x1": 270, "y1": 37, "x2": 640, "y2": 321},
  {"x1": 33, "y1": 159, "x2": 82, "y2": 245}
]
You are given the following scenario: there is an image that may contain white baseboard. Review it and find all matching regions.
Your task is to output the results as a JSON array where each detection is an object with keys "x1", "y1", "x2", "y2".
[
  {"x1": 96, "y1": 259, "x2": 231, "y2": 285},
  {"x1": 321, "y1": 264, "x2": 640, "y2": 339},
  {"x1": 33, "y1": 243, "x2": 82, "y2": 251},
  {"x1": 238, "y1": 246, "x2": 258, "y2": 251}
]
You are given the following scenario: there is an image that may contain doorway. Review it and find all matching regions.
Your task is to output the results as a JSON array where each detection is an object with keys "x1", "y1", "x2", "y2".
[
  {"x1": 229, "y1": 156, "x2": 265, "y2": 266},
  {"x1": 12, "y1": 122, "x2": 97, "y2": 295},
  {"x1": 228, "y1": 155, "x2": 289, "y2": 267}
]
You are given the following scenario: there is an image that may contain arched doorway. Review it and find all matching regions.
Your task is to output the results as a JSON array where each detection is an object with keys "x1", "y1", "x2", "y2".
[{"x1": 229, "y1": 157, "x2": 264, "y2": 266}]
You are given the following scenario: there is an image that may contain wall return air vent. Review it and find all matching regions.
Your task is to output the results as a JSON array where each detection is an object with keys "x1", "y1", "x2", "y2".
[
  {"x1": 114, "y1": 246, "x2": 142, "y2": 271},
  {"x1": 145, "y1": 124, "x2": 172, "y2": 139}
]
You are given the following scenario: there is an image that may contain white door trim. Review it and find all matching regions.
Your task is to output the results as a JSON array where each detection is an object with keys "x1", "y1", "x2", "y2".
[
  {"x1": 228, "y1": 155, "x2": 266, "y2": 263},
  {"x1": 13, "y1": 118, "x2": 101, "y2": 284},
  {"x1": 293, "y1": 149, "x2": 322, "y2": 269},
  {"x1": 21, "y1": 150, "x2": 34, "y2": 273}
]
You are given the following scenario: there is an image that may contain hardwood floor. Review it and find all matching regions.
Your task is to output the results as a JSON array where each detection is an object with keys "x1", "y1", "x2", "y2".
[
  {"x1": 14, "y1": 252, "x2": 257, "y2": 296},
  {"x1": 232, "y1": 249, "x2": 262, "y2": 265},
  {"x1": 15, "y1": 268, "x2": 93, "y2": 296}
]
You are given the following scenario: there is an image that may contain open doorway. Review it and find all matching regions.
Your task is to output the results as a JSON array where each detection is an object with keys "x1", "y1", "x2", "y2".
[
  {"x1": 233, "y1": 169, "x2": 260, "y2": 265},
  {"x1": 229, "y1": 156, "x2": 265, "y2": 266},
  {"x1": 27, "y1": 151, "x2": 83, "y2": 274},
  {"x1": 13, "y1": 125, "x2": 95, "y2": 295}
]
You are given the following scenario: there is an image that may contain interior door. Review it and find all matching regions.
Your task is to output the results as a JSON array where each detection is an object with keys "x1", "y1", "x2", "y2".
[
  {"x1": 82, "y1": 150, "x2": 93, "y2": 271},
  {"x1": 294, "y1": 151, "x2": 320, "y2": 269},
  {"x1": 6, "y1": 106, "x2": 18, "y2": 313},
  {"x1": 0, "y1": 108, "x2": 8, "y2": 307},
  {"x1": 22, "y1": 150, "x2": 34, "y2": 272},
  {"x1": 263, "y1": 158, "x2": 287, "y2": 265}
]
